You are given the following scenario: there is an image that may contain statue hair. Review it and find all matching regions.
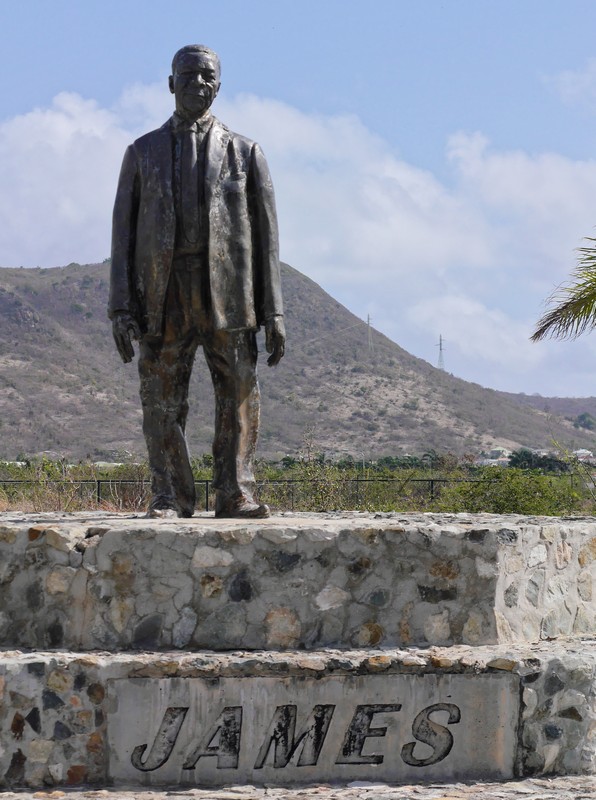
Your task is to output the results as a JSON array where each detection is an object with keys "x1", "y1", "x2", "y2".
[{"x1": 172, "y1": 45, "x2": 221, "y2": 76}]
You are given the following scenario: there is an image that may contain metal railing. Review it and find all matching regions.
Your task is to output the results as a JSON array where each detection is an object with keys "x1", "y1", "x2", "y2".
[{"x1": 0, "y1": 476, "x2": 488, "y2": 512}]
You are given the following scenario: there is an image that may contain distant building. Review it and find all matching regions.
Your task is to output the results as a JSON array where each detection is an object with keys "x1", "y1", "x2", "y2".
[
  {"x1": 573, "y1": 449, "x2": 594, "y2": 462},
  {"x1": 474, "y1": 446, "x2": 512, "y2": 467},
  {"x1": 488, "y1": 447, "x2": 512, "y2": 460}
]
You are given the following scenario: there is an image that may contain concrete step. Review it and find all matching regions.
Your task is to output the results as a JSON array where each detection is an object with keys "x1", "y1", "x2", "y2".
[
  {"x1": 0, "y1": 641, "x2": 594, "y2": 790},
  {"x1": 0, "y1": 511, "x2": 594, "y2": 650}
]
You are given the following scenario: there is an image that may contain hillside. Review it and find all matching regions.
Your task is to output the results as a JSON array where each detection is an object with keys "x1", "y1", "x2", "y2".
[
  {"x1": 1, "y1": 261, "x2": 596, "y2": 461},
  {"x1": 499, "y1": 392, "x2": 596, "y2": 424}
]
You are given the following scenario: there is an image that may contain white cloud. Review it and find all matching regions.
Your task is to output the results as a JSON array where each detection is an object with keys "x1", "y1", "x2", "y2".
[
  {"x1": 218, "y1": 95, "x2": 493, "y2": 285},
  {"x1": 547, "y1": 58, "x2": 596, "y2": 111},
  {"x1": 0, "y1": 92, "x2": 130, "y2": 267},
  {"x1": 114, "y1": 81, "x2": 172, "y2": 136},
  {"x1": 1, "y1": 83, "x2": 596, "y2": 395},
  {"x1": 407, "y1": 294, "x2": 543, "y2": 370},
  {"x1": 447, "y1": 131, "x2": 596, "y2": 265}
]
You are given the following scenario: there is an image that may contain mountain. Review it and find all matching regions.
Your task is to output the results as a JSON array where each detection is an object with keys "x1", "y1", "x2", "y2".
[{"x1": 1, "y1": 260, "x2": 596, "y2": 461}]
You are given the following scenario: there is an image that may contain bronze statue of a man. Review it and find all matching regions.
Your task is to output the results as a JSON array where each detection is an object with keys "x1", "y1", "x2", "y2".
[{"x1": 109, "y1": 44, "x2": 285, "y2": 519}]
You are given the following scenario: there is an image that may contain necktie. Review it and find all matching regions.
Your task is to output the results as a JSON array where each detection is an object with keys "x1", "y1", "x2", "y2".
[{"x1": 180, "y1": 128, "x2": 200, "y2": 244}]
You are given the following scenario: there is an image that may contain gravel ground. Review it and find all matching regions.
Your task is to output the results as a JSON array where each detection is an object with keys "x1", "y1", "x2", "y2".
[{"x1": 2, "y1": 776, "x2": 595, "y2": 800}]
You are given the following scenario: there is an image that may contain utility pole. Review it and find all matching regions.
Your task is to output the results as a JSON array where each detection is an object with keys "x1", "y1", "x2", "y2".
[
  {"x1": 436, "y1": 335, "x2": 445, "y2": 371},
  {"x1": 367, "y1": 314, "x2": 373, "y2": 353}
]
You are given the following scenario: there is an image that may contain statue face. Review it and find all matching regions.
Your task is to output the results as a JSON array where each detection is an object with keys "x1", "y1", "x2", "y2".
[{"x1": 169, "y1": 52, "x2": 220, "y2": 119}]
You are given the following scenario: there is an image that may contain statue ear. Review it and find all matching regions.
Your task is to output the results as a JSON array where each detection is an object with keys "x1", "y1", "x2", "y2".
[{"x1": 168, "y1": 75, "x2": 175, "y2": 94}]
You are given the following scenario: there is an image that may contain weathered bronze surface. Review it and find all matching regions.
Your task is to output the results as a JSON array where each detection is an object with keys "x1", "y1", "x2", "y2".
[{"x1": 109, "y1": 45, "x2": 284, "y2": 519}]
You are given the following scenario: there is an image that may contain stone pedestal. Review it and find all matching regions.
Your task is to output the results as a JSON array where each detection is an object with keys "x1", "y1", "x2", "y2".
[{"x1": 0, "y1": 511, "x2": 594, "y2": 788}]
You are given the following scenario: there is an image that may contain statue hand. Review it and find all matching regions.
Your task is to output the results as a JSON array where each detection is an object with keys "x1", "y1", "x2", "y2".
[
  {"x1": 265, "y1": 316, "x2": 285, "y2": 367},
  {"x1": 112, "y1": 312, "x2": 141, "y2": 363}
]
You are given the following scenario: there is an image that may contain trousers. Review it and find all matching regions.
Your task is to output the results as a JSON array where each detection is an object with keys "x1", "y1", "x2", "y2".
[{"x1": 137, "y1": 255, "x2": 260, "y2": 516}]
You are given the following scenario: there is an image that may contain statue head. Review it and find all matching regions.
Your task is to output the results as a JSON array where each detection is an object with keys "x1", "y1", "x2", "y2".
[{"x1": 169, "y1": 45, "x2": 221, "y2": 120}]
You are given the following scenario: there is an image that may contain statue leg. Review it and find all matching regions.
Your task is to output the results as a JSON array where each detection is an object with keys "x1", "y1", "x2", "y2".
[
  {"x1": 138, "y1": 332, "x2": 199, "y2": 517},
  {"x1": 202, "y1": 329, "x2": 269, "y2": 518}
]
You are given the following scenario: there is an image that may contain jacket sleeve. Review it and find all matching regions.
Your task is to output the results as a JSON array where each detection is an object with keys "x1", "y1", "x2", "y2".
[
  {"x1": 108, "y1": 144, "x2": 139, "y2": 320},
  {"x1": 249, "y1": 143, "x2": 283, "y2": 322}
]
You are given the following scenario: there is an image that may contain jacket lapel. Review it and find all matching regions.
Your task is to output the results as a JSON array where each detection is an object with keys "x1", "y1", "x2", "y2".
[
  {"x1": 153, "y1": 120, "x2": 174, "y2": 200},
  {"x1": 204, "y1": 118, "x2": 230, "y2": 206}
]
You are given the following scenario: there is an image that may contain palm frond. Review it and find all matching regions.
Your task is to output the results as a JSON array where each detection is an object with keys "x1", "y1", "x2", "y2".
[{"x1": 532, "y1": 238, "x2": 596, "y2": 341}]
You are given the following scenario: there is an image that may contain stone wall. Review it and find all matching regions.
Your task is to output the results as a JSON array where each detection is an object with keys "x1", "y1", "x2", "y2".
[
  {"x1": 0, "y1": 511, "x2": 594, "y2": 789},
  {"x1": 0, "y1": 511, "x2": 593, "y2": 651},
  {"x1": 0, "y1": 642, "x2": 594, "y2": 788}
]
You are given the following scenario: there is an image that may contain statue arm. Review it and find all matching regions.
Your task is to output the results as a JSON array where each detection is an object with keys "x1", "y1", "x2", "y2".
[
  {"x1": 265, "y1": 315, "x2": 285, "y2": 366},
  {"x1": 109, "y1": 144, "x2": 139, "y2": 321},
  {"x1": 109, "y1": 144, "x2": 141, "y2": 363},
  {"x1": 250, "y1": 143, "x2": 285, "y2": 366}
]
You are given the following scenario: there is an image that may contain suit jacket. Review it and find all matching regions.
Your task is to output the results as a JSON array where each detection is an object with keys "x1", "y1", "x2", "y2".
[{"x1": 109, "y1": 116, "x2": 283, "y2": 336}]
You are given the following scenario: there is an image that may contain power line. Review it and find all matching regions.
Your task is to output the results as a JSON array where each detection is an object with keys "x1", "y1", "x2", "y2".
[
  {"x1": 257, "y1": 315, "x2": 411, "y2": 362},
  {"x1": 258, "y1": 320, "x2": 368, "y2": 354}
]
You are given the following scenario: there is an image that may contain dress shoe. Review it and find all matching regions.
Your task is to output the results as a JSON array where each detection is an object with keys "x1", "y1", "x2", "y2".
[
  {"x1": 145, "y1": 507, "x2": 178, "y2": 519},
  {"x1": 215, "y1": 498, "x2": 271, "y2": 519}
]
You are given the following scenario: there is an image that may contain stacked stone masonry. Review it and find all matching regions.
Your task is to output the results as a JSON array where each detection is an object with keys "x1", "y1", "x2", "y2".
[
  {"x1": 0, "y1": 511, "x2": 594, "y2": 790},
  {"x1": 0, "y1": 643, "x2": 594, "y2": 787},
  {"x1": 0, "y1": 511, "x2": 593, "y2": 650}
]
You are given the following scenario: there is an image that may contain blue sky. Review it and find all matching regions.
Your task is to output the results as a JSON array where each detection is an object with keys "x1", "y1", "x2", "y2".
[{"x1": 3, "y1": 0, "x2": 596, "y2": 397}]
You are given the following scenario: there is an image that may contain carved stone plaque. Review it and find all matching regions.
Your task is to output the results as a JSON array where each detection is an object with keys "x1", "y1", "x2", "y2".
[{"x1": 107, "y1": 674, "x2": 519, "y2": 785}]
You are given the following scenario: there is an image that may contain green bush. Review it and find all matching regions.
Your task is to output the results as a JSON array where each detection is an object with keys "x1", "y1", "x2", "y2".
[{"x1": 432, "y1": 467, "x2": 582, "y2": 515}]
